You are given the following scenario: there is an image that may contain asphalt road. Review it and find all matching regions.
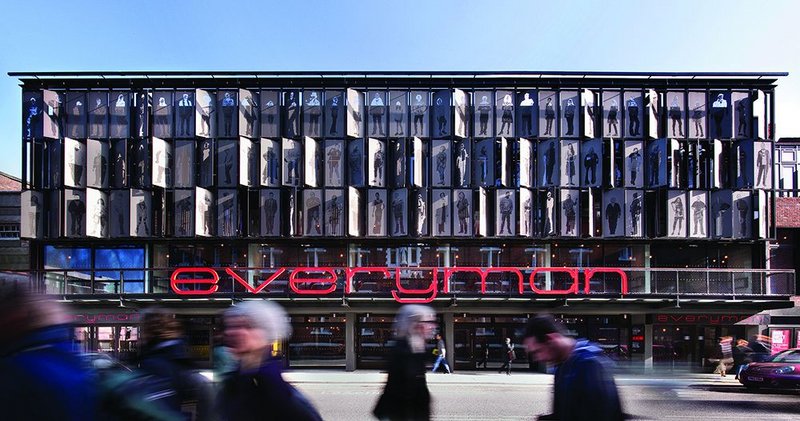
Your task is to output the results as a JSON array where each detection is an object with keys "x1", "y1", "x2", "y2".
[{"x1": 286, "y1": 371, "x2": 800, "y2": 421}]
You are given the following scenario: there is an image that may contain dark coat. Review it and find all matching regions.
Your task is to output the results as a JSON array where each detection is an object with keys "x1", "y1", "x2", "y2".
[
  {"x1": 0, "y1": 324, "x2": 99, "y2": 421},
  {"x1": 551, "y1": 340, "x2": 623, "y2": 421},
  {"x1": 217, "y1": 357, "x2": 322, "y2": 421},
  {"x1": 373, "y1": 338, "x2": 431, "y2": 421}
]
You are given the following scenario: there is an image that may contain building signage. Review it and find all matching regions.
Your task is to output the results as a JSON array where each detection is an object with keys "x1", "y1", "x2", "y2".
[
  {"x1": 71, "y1": 312, "x2": 143, "y2": 325},
  {"x1": 170, "y1": 266, "x2": 629, "y2": 304},
  {"x1": 654, "y1": 314, "x2": 751, "y2": 325}
]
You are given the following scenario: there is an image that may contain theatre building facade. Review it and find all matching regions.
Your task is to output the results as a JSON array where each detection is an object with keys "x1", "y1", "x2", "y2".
[{"x1": 13, "y1": 71, "x2": 796, "y2": 370}]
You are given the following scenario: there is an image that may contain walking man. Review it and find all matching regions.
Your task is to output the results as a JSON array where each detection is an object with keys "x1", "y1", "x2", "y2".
[
  {"x1": 498, "y1": 338, "x2": 515, "y2": 375},
  {"x1": 432, "y1": 333, "x2": 451, "y2": 374}
]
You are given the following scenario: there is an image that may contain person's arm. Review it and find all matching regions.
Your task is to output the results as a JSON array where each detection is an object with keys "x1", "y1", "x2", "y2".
[{"x1": 570, "y1": 358, "x2": 623, "y2": 421}]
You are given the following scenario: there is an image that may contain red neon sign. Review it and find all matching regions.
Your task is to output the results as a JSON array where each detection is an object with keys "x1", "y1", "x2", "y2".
[{"x1": 170, "y1": 266, "x2": 629, "y2": 304}]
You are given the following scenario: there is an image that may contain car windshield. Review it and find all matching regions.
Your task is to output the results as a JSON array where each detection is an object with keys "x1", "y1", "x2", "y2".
[{"x1": 770, "y1": 349, "x2": 800, "y2": 363}]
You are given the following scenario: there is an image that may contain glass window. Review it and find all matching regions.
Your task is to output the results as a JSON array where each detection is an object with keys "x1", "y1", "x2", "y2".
[
  {"x1": 45, "y1": 246, "x2": 91, "y2": 269},
  {"x1": 95, "y1": 248, "x2": 146, "y2": 293}
]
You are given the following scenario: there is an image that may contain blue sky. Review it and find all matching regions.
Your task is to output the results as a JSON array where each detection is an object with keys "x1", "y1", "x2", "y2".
[{"x1": 1, "y1": 0, "x2": 799, "y2": 177}]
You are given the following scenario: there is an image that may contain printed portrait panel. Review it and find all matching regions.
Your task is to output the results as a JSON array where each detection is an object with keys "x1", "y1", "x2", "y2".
[
  {"x1": 453, "y1": 89, "x2": 468, "y2": 139},
  {"x1": 134, "y1": 92, "x2": 150, "y2": 138},
  {"x1": 582, "y1": 89, "x2": 596, "y2": 139},
  {"x1": 173, "y1": 189, "x2": 195, "y2": 237},
  {"x1": 623, "y1": 91, "x2": 643, "y2": 139},
  {"x1": 217, "y1": 90, "x2": 238, "y2": 138},
  {"x1": 709, "y1": 90, "x2": 732, "y2": 139},
  {"x1": 389, "y1": 188, "x2": 408, "y2": 236},
  {"x1": 646, "y1": 139, "x2": 667, "y2": 188},
  {"x1": 645, "y1": 89, "x2": 661, "y2": 139},
  {"x1": 539, "y1": 139, "x2": 560, "y2": 187},
  {"x1": 731, "y1": 91, "x2": 750, "y2": 140},
  {"x1": 560, "y1": 90, "x2": 579, "y2": 138},
  {"x1": 87, "y1": 92, "x2": 108, "y2": 139},
  {"x1": 432, "y1": 90, "x2": 451, "y2": 138},
  {"x1": 285, "y1": 189, "x2": 298, "y2": 236},
  {"x1": 411, "y1": 137, "x2": 426, "y2": 187},
  {"x1": 47, "y1": 191, "x2": 61, "y2": 238},
  {"x1": 391, "y1": 139, "x2": 407, "y2": 188},
  {"x1": 602, "y1": 90, "x2": 622, "y2": 138},
  {"x1": 346, "y1": 89, "x2": 364, "y2": 138},
  {"x1": 625, "y1": 190, "x2": 644, "y2": 238},
  {"x1": 495, "y1": 90, "x2": 514, "y2": 138},
  {"x1": 174, "y1": 90, "x2": 195, "y2": 139},
  {"x1": 173, "y1": 140, "x2": 194, "y2": 188},
  {"x1": 753, "y1": 141, "x2": 772, "y2": 189},
  {"x1": 454, "y1": 139, "x2": 470, "y2": 188},
  {"x1": 303, "y1": 189, "x2": 323, "y2": 237},
  {"x1": 431, "y1": 138, "x2": 451, "y2": 187},
  {"x1": 86, "y1": 138, "x2": 109, "y2": 189},
  {"x1": 130, "y1": 138, "x2": 151, "y2": 188},
  {"x1": 477, "y1": 188, "x2": 488, "y2": 236},
  {"x1": 756, "y1": 190, "x2": 768, "y2": 239},
  {"x1": 752, "y1": 90, "x2": 766, "y2": 139},
  {"x1": 259, "y1": 90, "x2": 280, "y2": 138},
  {"x1": 624, "y1": 140, "x2": 644, "y2": 188},
  {"x1": 21, "y1": 191, "x2": 43, "y2": 239},
  {"x1": 732, "y1": 191, "x2": 752, "y2": 239},
  {"x1": 518, "y1": 188, "x2": 533, "y2": 238},
  {"x1": 324, "y1": 139, "x2": 345, "y2": 187},
  {"x1": 710, "y1": 190, "x2": 733, "y2": 239},
  {"x1": 23, "y1": 91, "x2": 43, "y2": 140},
  {"x1": 325, "y1": 190, "x2": 344, "y2": 237},
  {"x1": 151, "y1": 137, "x2": 171, "y2": 188},
  {"x1": 216, "y1": 190, "x2": 239, "y2": 237},
  {"x1": 282, "y1": 90, "x2": 301, "y2": 138},
  {"x1": 432, "y1": 189, "x2": 452, "y2": 237},
  {"x1": 561, "y1": 139, "x2": 579, "y2": 188},
  {"x1": 368, "y1": 138, "x2": 387, "y2": 187},
  {"x1": 388, "y1": 90, "x2": 408, "y2": 137},
  {"x1": 239, "y1": 137, "x2": 258, "y2": 187},
  {"x1": 347, "y1": 187, "x2": 361, "y2": 237},
  {"x1": 153, "y1": 91, "x2": 173, "y2": 139},
  {"x1": 666, "y1": 91, "x2": 687, "y2": 139},
  {"x1": 538, "y1": 90, "x2": 558, "y2": 138},
  {"x1": 130, "y1": 189, "x2": 152, "y2": 237},
  {"x1": 302, "y1": 89, "x2": 323, "y2": 138},
  {"x1": 64, "y1": 189, "x2": 86, "y2": 238},
  {"x1": 86, "y1": 188, "x2": 108, "y2": 238},
  {"x1": 367, "y1": 91, "x2": 387, "y2": 138},
  {"x1": 198, "y1": 139, "x2": 214, "y2": 188},
  {"x1": 239, "y1": 89, "x2": 259, "y2": 138},
  {"x1": 348, "y1": 138, "x2": 365, "y2": 187},
  {"x1": 192, "y1": 89, "x2": 214, "y2": 138},
  {"x1": 474, "y1": 90, "x2": 494, "y2": 138},
  {"x1": 282, "y1": 138, "x2": 302, "y2": 187},
  {"x1": 108, "y1": 91, "x2": 130, "y2": 139},
  {"x1": 688, "y1": 190, "x2": 709, "y2": 238},
  {"x1": 453, "y1": 189, "x2": 473, "y2": 237},
  {"x1": 109, "y1": 190, "x2": 129, "y2": 238},
  {"x1": 495, "y1": 189, "x2": 516, "y2": 237},
  {"x1": 734, "y1": 140, "x2": 754, "y2": 189},
  {"x1": 110, "y1": 139, "x2": 127, "y2": 188},
  {"x1": 259, "y1": 189, "x2": 281, "y2": 237},
  {"x1": 259, "y1": 138, "x2": 280, "y2": 187},
  {"x1": 519, "y1": 138, "x2": 534, "y2": 188},
  {"x1": 688, "y1": 91, "x2": 707, "y2": 139},
  {"x1": 64, "y1": 138, "x2": 86, "y2": 188},
  {"x1": 66, "y1": 92, "x2": 87, "y2": 139},
  {"x1": 43, "y1": 90, "x2": 63, "y2": 139},
  {"x1": 324, "y1": 90, "x2": 344, "y2": 138},
  {"x1": 414, "y1": 188, "x2": 428, "y2": 237},
  {"x1": 666, "y1": 191, "x2": 687, "y2": 238},
  {"x1": 216, "y1": 139, "x2": 238, "y2": 187},
  {"x1": 516, "y1": 89, "x2": 537, "y2": 138},
  {"x1": 669, "y1": 139, "x2": 687, "y2": 189},
  {"x1": 560, "y1": 189, "x2": 580, "y2": 237},
  {"x1": 195, "y1": 187, "x2": 214, "y2": 237},
  {"x1": 409, "y1": 91, "x2": 429, "y2": 137},
  {"x1": 542, "y1": 189, "x2": 557, "y2": 237},
  {"x1": 367, "y1": 189, "x2": 387, "y2": 237},
  {"x1": 499, "y1": 137, "x2": 511, "y2": 187},
  {"x1": 603, "y1": 189, "x2": 625, "y2": 238},
  {"x1": 473, "y1": 138, "x2": 495, "y2": 187},
  {"x1": 712, "y1": 139, "x2": 725, "y2": 189},
  {"x1": 305, "y1": 137, "x2": 322, "y2": 187}
]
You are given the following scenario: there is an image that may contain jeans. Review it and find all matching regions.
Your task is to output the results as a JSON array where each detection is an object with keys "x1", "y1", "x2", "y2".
[{"x1": 432, "y1": 354, "x2": 451, "y2": 373}]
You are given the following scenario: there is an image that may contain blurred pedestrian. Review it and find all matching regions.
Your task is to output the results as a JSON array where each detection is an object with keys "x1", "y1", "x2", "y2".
[
  {"x1": 137, "y1": 308, "x2": 215, "y2": 420},
  {"x1": 373, "y1": 305, "x2": 437, "y2": 421},
  {"x1": 498, "y1": 338, "x2": 515, "y2": 375},
  {"x1": 217, "y1": 300, "x2": 322, "y2": 421},
  {"x1": 523, "y1": 314, "x2": 624, "y2": 421},
  {"x1": 212, "y1": 329, "x2": 236, "y2": 382},
  {"x1": 749, "y1": 334, "x2": 771, "y2": 362},
  {"x1": 0, "y1": 283, "x2": 99, "y2": 421},
  {"x1": 476, "y1": 340, "x2": 489, "y2": 369},
  {"x1": 732, "y1": 339, "x2": 753, "y2": 380},
  {"x1": 431, "y1": 333, "x2": 451, "y2": 374},
  {"x1": 714, "y1": 336, "x2": 733, "y2": 377}
]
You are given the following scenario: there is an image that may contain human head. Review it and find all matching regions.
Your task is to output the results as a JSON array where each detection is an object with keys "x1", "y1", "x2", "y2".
[
  {"x1": 224, "y1": 300, "x2": 291, "y2": 359},
  {"x1": 140, "y1": 308, "x2": 183, "y2": 346},
  {"x1": 183, "y1": 93, "x2": 189, "y2": 100},
  {"x1": 393, "y1": 304, "x2": 436, "y2": 339},
  {"x1": 522, "y1": 314, "x2": 573, "y2": 364},
  {"x1": 505, "y1": 337, "x2": 511, "y2": 344},
  {"x1": 0, "y1": 283, "x2": 69, "y2": 346}
]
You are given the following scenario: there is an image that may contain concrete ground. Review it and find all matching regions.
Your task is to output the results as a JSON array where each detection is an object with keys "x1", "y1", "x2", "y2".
[{"x1": 283, "y1": 370, "x2": 800, "y2": 420}]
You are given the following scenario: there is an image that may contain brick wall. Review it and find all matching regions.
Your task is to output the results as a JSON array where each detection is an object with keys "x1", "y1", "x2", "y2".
[{"x1": 776, "y1": 197, "x2": 800, "y2": 228}]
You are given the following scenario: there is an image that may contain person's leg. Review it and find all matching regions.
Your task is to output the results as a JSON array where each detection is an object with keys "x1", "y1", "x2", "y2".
[{"x1": 432, "y1": 355, "x2": 442, "y2": 373}]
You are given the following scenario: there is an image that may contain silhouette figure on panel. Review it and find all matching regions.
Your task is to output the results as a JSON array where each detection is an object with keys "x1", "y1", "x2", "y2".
[
  {"x1": 671, "y1": 196, "x2": 684, "y2": 236},
  {"x1": 264, "y1": 192, "x2": 277, "y2": 235},
  {"x1": 649, "y1": 146, "x2": 661, "y2": 186},
  {"x1": 544, "y1": 191, "x2": 555, "y2": 236},
  {"x1": 67, "y1": 197, "x2": 85, "y2": 236},
  {"x1": 498, "y1": 191, "x2": 513, "y2": 235},
  {"x1": 372, "y1": 193, "x2": 385, "y2": 235},
  {"x1": 519, "y1": 93, "x2": 534, "y2": 136},
  {"x1": 435, "y1": 192, "x2": 448, "y2": 235},
  {"x1": 242, "y1": 95, "x2": 258, "y2": 137},
  {"x1": 329, "y1": 96, "x2": 339, "y2": 135},
  {"x1": 711, "y1": 94, "x2": 728, "y2": 138},
  {"x1": 435, "y1": 97, "x2": 447, "y2": 137},
  {"x1": 545, "y1": 142, "x2": 556, "y2": 185},
  {"x1": 669, "y1": 96, "x2": 683, "y2": 137},
  {"x1": 416, "y1": 193, "x2": 426, "y2": 236},
  {"x1": 370, "y1": 93, "x2": 385, "y2": 136},
  {"x1": 691, "y1": 101, "x2": 704, "y2": 137},
  {"x1": 477, "y1": 96, "x2": 491, "y2": 136},
  {"x1": 756, "y1": 146, "x2": 770, "y2": 187},
  {"x1": 136, "y1": 199, "x2": 150, "y2": 236},
  {"x1": 605, "y1": 197, "x2": 621, "y2": 235},
  {"x1": 221, "y1": 92, "x2": 235, "y2": 137},
  {"x1": 306, "y1": 92, "x2": 321, "y2": 136},
  {"x1": 393, "y1": 101, "x2": 404, "y2": 136},
  {"x1": 373, "y1": 143, "x2": 384, "y2": 185},
  {"x1": 435, "y1": 146, "x2": 447, "y2": 185},
  {"x1": 544, "y1": 97, "x2": 555, "y2": 135},
  {"x1": 564, "y1": 98, "x2": 576, "y2": 136},
  {"x1": 328, "y1": 195, "x2": 341, "y2": 235},
  {"x1": 90, "y1": 97, "x2": 106, "y2": 138},
  {"x1": 736, "y1": 199, "x2": 748, "y2": 237},
  {"x1": 454, "y1": 191, "x2": 469, "y2": 234},
  {"x1": 499, "y1": 94, "x2": 513, "y2": 135},
  {"x1": 285, "y1": 146, "x2": 300, "y2": 186},
  {"x1": 629, "y1": 193, "x2": 642, "y2": 235},
  {"x1": 392, "y1": 195, "x2": 405, "y2": 235},
  {"x1": 306, "y1": 191, "x2": 322, "y2": 235},
  {"x1": 584, "y1": 147, "x2": 598, "y2": 185},
  {"x1": 691, "y1": 198, "x2": 706, "y2": 236},
  {"x1": 522, "y1": 195, "x2": 532, "y2": 235},
  {"x1": 607, "y1": 99, "x2": 619, "y2": 136},
  {"x1": 456, "y1": 143, "x2": 469, "y2": 186},
  {"x1": 628, "y1": 147, "x2": 642, "y2": 185},
  {"x1": 737, "y1": 101, "x2": 747, "y2": 137},
  {"x1": 327, "y1": 144, "x2": 341, "y2": 185},
  {"x1": 412, "y1": 94, "x2": 426, "y2": 136},
  {"x1": 350, "y1": 145, "x2": 362, "y2": 185},
  {"x1": 478, "y1": 146, "x2": 488, "y2": 184},
  {"x1": 178, "y1": 93, "x2": 193, "y2": 136},
  {"x1": 286, "y1": 92, "x2": 299, "y2": 137},
  {"x1": 565, "y1": 143, "x2": 576, "y2": 186},
  {"x1": 627, "y1": 98, "x2": 640, "y2": 136},
  {"x1": 562, "y1": 193, "x2": 576, "y2": 235}
]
